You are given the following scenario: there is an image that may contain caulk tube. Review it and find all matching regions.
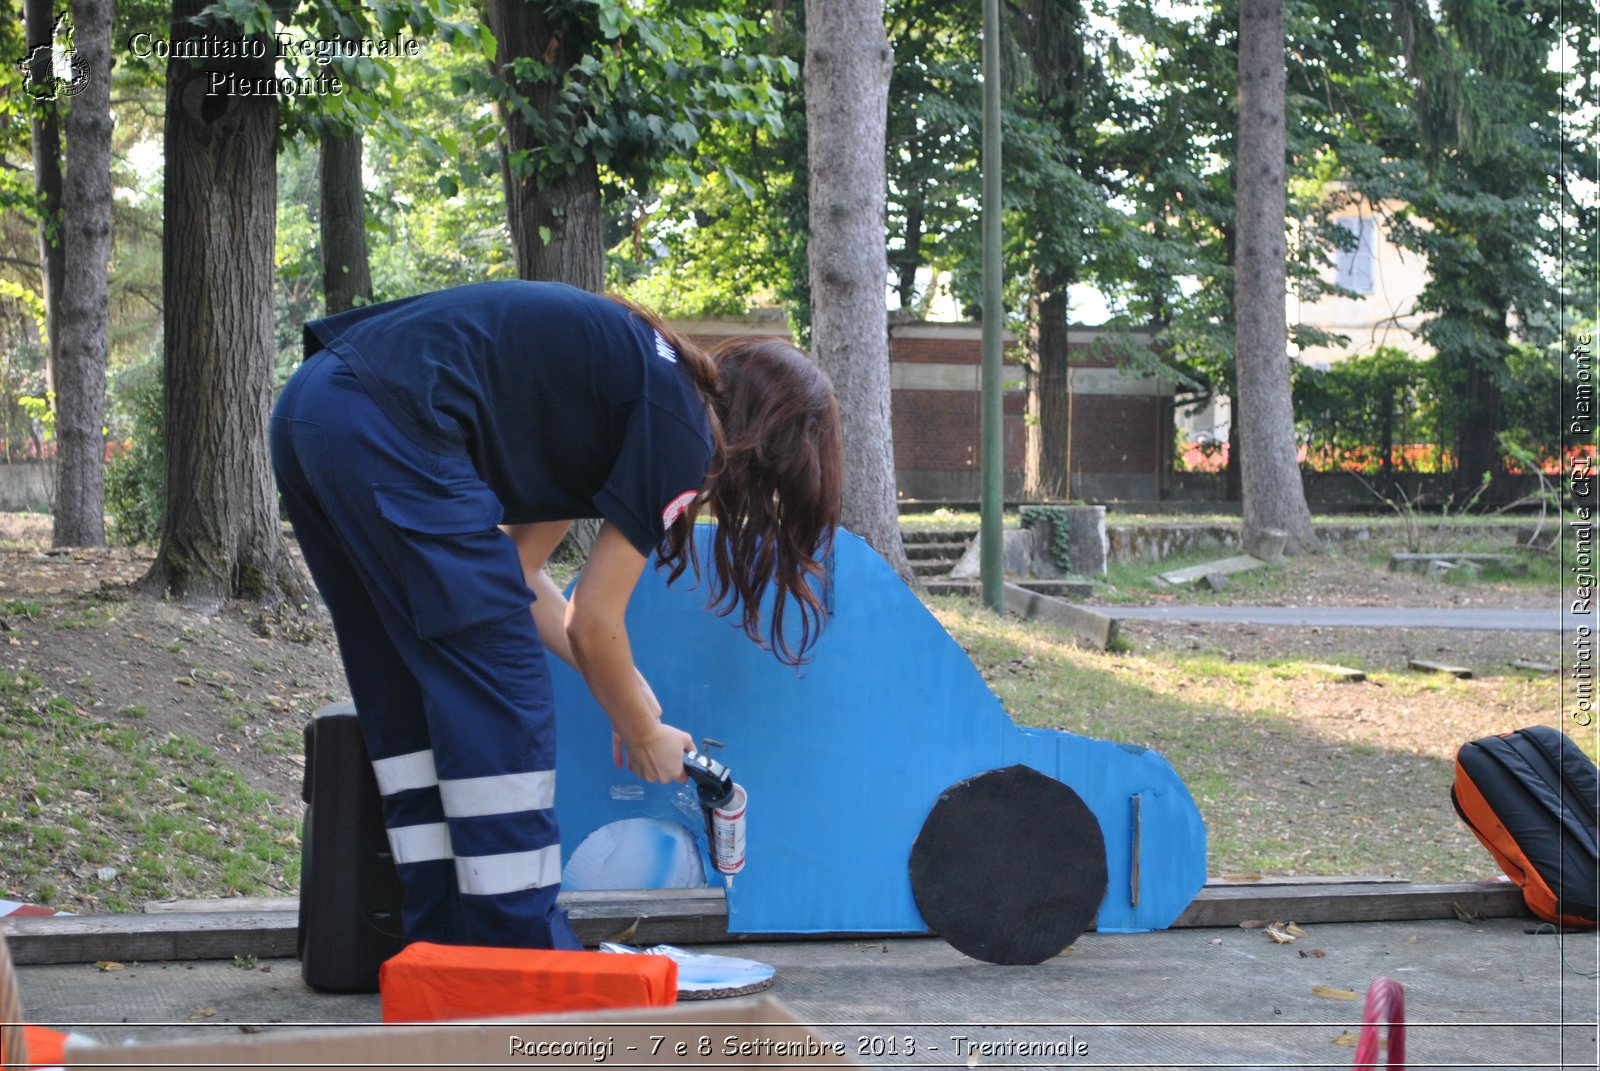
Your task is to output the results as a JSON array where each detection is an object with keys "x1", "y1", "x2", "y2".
[{"x1": 708, "y1": 783, "x2": 747, "y2": 879}]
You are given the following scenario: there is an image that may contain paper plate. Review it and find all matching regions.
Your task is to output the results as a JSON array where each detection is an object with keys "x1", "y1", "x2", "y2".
[{"x1": 600, "y1": 943, "x2": 776, "y2": 1000}]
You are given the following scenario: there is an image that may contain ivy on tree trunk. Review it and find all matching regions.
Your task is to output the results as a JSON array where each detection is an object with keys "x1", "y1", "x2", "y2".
[{"x1": 486, "y1": 1, "x2": 605, "y2": 292}]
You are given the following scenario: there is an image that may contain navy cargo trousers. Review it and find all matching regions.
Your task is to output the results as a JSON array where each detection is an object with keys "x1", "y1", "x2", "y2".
[{"x1": 269, "y1": 349, "x2": 581, "y2": 950}]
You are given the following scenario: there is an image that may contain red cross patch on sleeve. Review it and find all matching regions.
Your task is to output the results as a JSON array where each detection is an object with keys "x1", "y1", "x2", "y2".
[{"x1": 662, "y1": 489, "x2": 699, "y2": 529}]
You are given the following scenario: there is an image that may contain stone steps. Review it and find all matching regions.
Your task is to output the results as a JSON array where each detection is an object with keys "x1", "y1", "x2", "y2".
[
  {"x1": 903, "y1": 540, "x2": 970, "y2": 560},
  {"x1": 901, "y1": 527, "x2": 977, "y2": 578}
]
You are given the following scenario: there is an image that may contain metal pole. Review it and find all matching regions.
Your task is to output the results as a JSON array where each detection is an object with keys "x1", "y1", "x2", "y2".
[{"x1": 979, "y1": 0, "x2": 1005, "y2": 612}]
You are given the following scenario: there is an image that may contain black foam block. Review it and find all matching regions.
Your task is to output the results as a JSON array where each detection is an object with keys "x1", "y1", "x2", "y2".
[{"x1": 909, "y1": 764, "x2": 1107, "y2": 965}]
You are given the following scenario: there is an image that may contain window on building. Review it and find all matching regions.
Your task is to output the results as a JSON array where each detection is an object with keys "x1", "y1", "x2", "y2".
[{"x1": 1334, "y1": 216, "x2": 1377, "y2": 295}]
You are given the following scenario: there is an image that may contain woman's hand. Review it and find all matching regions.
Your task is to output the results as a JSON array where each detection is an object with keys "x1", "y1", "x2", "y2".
[
  {"x1": 618, "y1": 721, "x2": 694, "y2": 783},
  {"x1": 613, "y1": 668, "x2": 664, "y2": 768}
]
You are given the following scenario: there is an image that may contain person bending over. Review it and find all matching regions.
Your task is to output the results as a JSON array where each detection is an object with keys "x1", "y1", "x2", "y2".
[{"x1": 270, "y1": 280, "x2": 842, "y2": 950}]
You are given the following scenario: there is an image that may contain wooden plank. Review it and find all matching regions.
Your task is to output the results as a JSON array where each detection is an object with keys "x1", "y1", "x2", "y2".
[
  {"x1": 140, "y1": 887, "x2": 727, "y2": 916},
  {"x1": 1002, "y1": 582, "x2": 1117, "y2": 650},
  {"x1": 2, "y1": 911, "x2": 299, "y2": 966},
  {"x1": 9, "y1": 881, "x2": 1529, "y2": 965},
  {"x1": 1409, "y1": 658, "x2": 1474, "y2": 679},
  {"x1": 1171, "y1": 881, "x2": 1528, "y2": 928},
  {"x1": 564, "y1": 888, "x2": 733, "y2": 946},
  {"x1": 10, "y1": 891, "x2": 736, "y2": 966},
  {"x1": 1510, "y1": 659, "x2": 1558, "y2": 674},
  {"x1": 1156, "y1": 555, "x2": 1265, "y2": 587}
]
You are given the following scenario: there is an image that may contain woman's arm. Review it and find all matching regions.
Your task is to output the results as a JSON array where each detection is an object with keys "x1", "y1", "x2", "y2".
[
  {"x1": 503, "y1": 521, "x2": 577, "y2": 666},
  {"x1": 566, "y1": 522, "x2": 692, "y2": 783},
  {"x1": 504, "y1": 520, "x2": 664, "y2": 726}
]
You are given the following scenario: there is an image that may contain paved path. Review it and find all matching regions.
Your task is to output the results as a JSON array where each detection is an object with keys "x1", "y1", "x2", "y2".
[
  {"x1": 1106, "y1": 604, "x2": 1574, "y2": 631},
  {"x1": 15, "y1": 919, "x2": 1597, "y2": 1069}
]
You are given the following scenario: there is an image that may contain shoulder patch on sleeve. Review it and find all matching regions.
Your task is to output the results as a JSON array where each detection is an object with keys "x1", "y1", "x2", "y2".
[{"x1": 662, "y1": 489, "x2": 699, "y2": 529}]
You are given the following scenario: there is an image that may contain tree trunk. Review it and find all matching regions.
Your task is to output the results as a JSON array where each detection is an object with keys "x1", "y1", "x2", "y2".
[
  {"x1": 319, "y1": 131, "x2": 372, "y2": 314},
  {"x1": 894, "y1": 194, "x2": 923, "y2": 309},
  {"x1": 24, "y1": 0, "x2": 63, "y2": 399},
  {"x1": 1452, "y1": 306, "x2": 1506, "y2": 499},
  {"x1": 485, "y1": 1, "x2": 605, "y2": 291},
  {"x1": 804, "y1": 0, "x2": 912, "y2": 581},
  {"x1": 52, "y1": 0, "x2": 114, "y2": 548},
  {"x1": 1233, "y1": 0, "x2": 1316, "y2": 552},
  {"x1": 147, "y1": 0, "x2": 302, "y2": 606},
  {"x1": 1453, "y1": 355, "x2": 1502, "y2": 498},
  {"x1": 1023, "y1": 264, "x2": 1071, "y2": 500}
]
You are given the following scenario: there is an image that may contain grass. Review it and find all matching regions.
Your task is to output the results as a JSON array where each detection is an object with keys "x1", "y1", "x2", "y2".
[
  {"x1": 0, "y1": 508, "x2": 1575, "y2": 912},
  {"x1": 920, "y1": 593, "x2": 1570, "y2": 880},
  {"x1": 0, "y1": 668, "x2": 300, "y2": 912},
  {"x1": 897, "y1": 508, "x2": 995, "y2": 530},
  {"x1": 1093, "y1": 516, "x2": 1565, "y2": 604}
]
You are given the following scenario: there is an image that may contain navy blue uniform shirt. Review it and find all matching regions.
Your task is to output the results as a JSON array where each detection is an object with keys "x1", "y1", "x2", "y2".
[{"x1": 303, "y1": 281, "x2": 714, "y2": 555}]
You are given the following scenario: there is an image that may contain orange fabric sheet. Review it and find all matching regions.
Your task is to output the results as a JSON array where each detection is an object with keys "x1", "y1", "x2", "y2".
[{"x1": 380, "y1": 943, "x2": 677, "y2": 1023}]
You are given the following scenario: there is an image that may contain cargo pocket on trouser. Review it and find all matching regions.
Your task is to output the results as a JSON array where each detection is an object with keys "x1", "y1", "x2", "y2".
[{"x1": 372, "y1": 480, "x2": 534, "y2": 639}]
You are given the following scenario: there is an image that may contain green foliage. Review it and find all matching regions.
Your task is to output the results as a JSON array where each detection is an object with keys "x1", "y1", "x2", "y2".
[
  {"x1": 0, "y1": 333, "x2": 49, "y2": 462},
  {"x1": 1293, "y1": 346, "x2": 1435, "y2": 472},
  {"x1": 104, "y1": 353, "x2": 164, "y2": 547},
  {"x1": 1500, "y1": 341, "x2": 1571, "y2": 464},
  {"x1": 1376, "y1": 0, "x2": 1584, "y2": 480},
  {"x1": 361, "y1": 38, "x2": 515, "y2": 295},
  {"x1": 607, "y1": 2, "x2": 807, "y2": 320},
  {"x1": 482, "y1": 2, "x2": 792, "y2": 199},
  {"x1": 0, "y1": 5, "x2": 31, "y2": 213},
  {"x1": 16, "y1": 391, "x2": 53, "y2": 441},
  {"x1": 882, "y1": 1, "x2": 982, "y2": 315}
]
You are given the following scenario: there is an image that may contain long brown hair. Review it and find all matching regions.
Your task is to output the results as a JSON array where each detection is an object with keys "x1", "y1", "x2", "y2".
[{"x1": 609, "y1": 299, "x2": 843, "y2": 665}]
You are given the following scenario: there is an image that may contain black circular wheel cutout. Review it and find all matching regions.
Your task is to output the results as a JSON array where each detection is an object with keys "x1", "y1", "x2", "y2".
[{"x1": 909, "y1": 765, "x2": 1108, "y2": 965}]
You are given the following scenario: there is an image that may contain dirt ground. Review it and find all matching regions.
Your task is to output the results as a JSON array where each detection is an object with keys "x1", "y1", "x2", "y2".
[
  {"x1": 0, "y1": 515, "x2": 337, "y2": 808},
  {"x1": 0, "y1": 512, "x2": 1569, "y2": 908}
]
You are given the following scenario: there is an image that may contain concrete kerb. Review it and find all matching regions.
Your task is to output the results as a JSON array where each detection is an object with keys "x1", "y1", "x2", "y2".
[{"x1": 1001, "y1": 582, "x2": 1118, "y2": 650}]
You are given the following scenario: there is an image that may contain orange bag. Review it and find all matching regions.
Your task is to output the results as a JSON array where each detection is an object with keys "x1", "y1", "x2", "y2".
[{"x1": 379, "y1": 943, "x2": 677, "y2": 1023}]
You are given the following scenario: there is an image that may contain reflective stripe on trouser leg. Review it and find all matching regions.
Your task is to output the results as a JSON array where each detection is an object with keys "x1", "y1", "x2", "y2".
[
  {"x1": 271, "y1": 351, "x2": 578, "y2": 950},
  {"x1": 416, "y1": 610, "x2": 578, "y2": 950}
]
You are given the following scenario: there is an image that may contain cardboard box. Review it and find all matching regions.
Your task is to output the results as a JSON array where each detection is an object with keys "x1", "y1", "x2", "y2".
[{"x1": 65, "y1": 995, "x2": 861, "y2": 1068}]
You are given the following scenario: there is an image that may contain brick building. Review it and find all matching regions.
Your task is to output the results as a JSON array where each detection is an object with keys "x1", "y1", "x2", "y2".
[{"x1": 674, "y1": 313, "x2": 1175, "y2": 504}]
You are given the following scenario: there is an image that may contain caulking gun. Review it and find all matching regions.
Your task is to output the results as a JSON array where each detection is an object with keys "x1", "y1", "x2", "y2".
[{"x1": 683, "y1": 749, "x2": 746, "y2": 888}]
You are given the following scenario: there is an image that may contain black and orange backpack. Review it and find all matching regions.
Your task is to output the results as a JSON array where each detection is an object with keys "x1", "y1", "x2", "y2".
[{"x1": 1451, "y1": 726, "x2": 1598, "y2": 928}]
